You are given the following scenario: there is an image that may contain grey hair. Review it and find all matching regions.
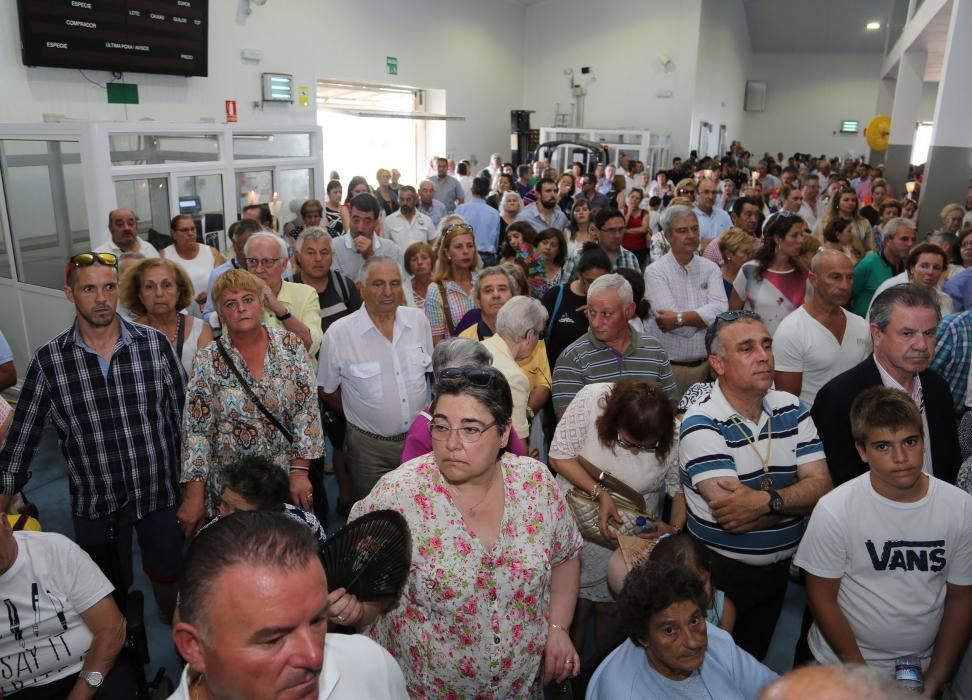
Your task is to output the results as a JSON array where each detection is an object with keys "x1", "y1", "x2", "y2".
[
  {"x1": 869, "y1": 283, "x2": 941, "y2": 332},
  {"x1": 431, "y1": 337, "x2": 492, "y2": 380},
  {"x1": 760, "y1": 663, "x2": 914, "y2": 700},
  {"x1": 294, "y1": 226, "x2": 332, "y2": 253},
  {"x1": 883, "y1": 217, "x2": 915, "y2": 241},
  {"x1": 500, "y1": 191, "x2": 524, "y2": 211},
  {"x1": 809, "y1": 246, "x2": 853, "y2": 274},
  {"x1": 475, "y1": 266, "x2": 518, "y2": 298},
  {"x1": 356, "y1": 255, "x2": 402, "y2": 285},
  {"x1": 660, "y1": 205, "x2": 698, "y2": 237},
  {"x1": 708, "y1": 314, "x2": 765, "y2": 358},
  {"x1": 244, "y1": 231, "x2": 289, "y2": 259},
  {"x1": 495, "y1": 296, "x2": 548, "y2": 341},
  {"x1": 587, "y1": 273, "x2": 634, "y2": 306},
  {"x1": 927, "y1": 231, "x2": 956, "y2": 249}
]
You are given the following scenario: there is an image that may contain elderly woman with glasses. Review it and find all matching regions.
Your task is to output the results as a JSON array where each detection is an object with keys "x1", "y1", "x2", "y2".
[
  {"x1": 177, "y1": 269, "x2": 325, "y2": 537},
  {"x1": 342, "y1": 367, "x2": 583, "y2": 698},
  {"x1": 161, "y1": 214, "x2": 225, "y2": 316},
  {"x1": 424, "y1": 218, "x2": 480, "y2": 344},
  {"x1": 549, "y1": 379, "x2": 684, "y2": 660}
]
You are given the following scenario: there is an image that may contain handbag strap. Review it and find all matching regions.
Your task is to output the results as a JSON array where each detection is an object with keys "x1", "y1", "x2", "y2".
[
  {"x1": 436, "y1": 281, "x2": 457, "y2": 336},
  {"x1": 216, "y1": 338, "x2": 294, "y2": 444},
  {"x1": 577, "y1": 456, "x2": 648, "y2": 511},
  {"x1": 175, "y1": 313, "x2": 187, "y2": 358}
]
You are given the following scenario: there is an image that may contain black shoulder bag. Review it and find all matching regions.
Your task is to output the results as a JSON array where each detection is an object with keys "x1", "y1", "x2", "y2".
[{"x1": 216, "y1": 338, "x2": 294, "y2": 444}]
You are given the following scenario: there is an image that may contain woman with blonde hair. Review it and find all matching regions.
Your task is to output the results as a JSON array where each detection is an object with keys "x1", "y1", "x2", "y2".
[
  {"x1": 424, "y1": 218, "x2": 479, "y2": 344},
  {"x1": 121, "y1": 257, "x2": 213, "y2": 376},
  {"x1": 813, "y1": 187, "x2": 875, "y2": 251},
  {"x1": 938, "y1": 202, "x2": 965, "y2": 234},
  {"x1": 374, "y1": 168, "x2": 399, "y2": 216},
  {"x1": 717, "y1": 227, "x2": 754, "y2": 300}
]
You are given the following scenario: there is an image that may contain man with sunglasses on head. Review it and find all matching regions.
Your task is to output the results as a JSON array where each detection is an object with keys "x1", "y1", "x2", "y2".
[
  {"x1": 679, "y1": 309, "x2": 831, "y2": 661},
  {"x1": 94, "y1": 208, "x2": 159, "y2": 259},
  {"x1": 0, "y1": 252, "x2": 187, "y2": 625}
]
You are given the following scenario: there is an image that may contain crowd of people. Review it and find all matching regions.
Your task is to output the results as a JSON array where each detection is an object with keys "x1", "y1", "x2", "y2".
[{"x1": 0, "y1": 144, "x2": 971, "y2": 699}]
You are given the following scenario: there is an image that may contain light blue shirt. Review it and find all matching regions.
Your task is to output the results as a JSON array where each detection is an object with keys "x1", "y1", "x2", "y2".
[
  {"x1": 586, "y1": 626, "x2": 777, "y2": 700},
  {"x1": 73, "y1": 316, "x2": 134, "y2": 379},
  {"x1": 693, "y1": 206, "x2": 733, "y2": 242},
  {"x1": 515, "y1": 202, "x2": 568, "y2": 233},
  {"x1": 418, "y1": 199, "x2": 448, "y2": 227},
  {"x1": 455, "y1": 198, "x2": 501, "y2": 254},
  {"x1": 0, "y1": 331, "x2": 12, "y2": 365}
]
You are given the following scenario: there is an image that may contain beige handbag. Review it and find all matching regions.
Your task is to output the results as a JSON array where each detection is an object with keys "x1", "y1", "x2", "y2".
[{"x1": 566, "y1": 456, "x2": 657, "y2": 549}]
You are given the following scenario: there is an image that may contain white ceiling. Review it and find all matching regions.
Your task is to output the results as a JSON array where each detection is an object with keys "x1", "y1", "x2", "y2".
[{"x1": 743, "y1": 0, "x2": 893, "y2": 53}]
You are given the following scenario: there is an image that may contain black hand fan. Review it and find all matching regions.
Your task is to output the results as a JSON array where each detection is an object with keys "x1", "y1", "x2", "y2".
[{"x1": 320, "y1": 509, "x2": 412, "y2": 602}]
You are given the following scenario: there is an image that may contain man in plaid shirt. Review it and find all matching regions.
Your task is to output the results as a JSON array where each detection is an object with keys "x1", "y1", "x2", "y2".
[{"x1": 0, "y1": 252, "x2": 186, "y2": 622}]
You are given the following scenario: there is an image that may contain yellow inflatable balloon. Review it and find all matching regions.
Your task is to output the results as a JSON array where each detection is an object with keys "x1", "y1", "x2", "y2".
[{"x1": 866, "y1": 115, "x2": 891, "y2": 152}]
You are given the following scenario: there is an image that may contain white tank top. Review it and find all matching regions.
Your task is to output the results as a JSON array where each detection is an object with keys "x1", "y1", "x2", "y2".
[
  {"x1": 179, "y1": 314, "x2": 206, "y2": 376},
  {"x1": 163, "y1": 244, "x2": 216, "y2": 316}
]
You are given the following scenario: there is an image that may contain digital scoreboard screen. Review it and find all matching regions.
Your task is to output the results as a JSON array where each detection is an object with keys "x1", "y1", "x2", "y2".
[{"x1": 18, "y1": 0, "x2": 208, "y2": 77}]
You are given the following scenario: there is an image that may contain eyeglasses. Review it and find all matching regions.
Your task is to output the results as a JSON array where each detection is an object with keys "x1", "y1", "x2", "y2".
[
  {"x1": 66, "y1": 252, "x2": 118, "y2": 283},
  {"x1": 705, "y1": 309, "x2": 762, "y2": 355},
  {"x1": 175, "y1": 226, "x2": 197, "y2": 233},
  {"x1": 598, "y1": 226, "x2": 625, "y2": 235},
  {"x1": 616, "y1": 432, "x2": 657, "y2": 453},
  {"x1": 437, "y1": 366, "x2": 503, "y2": 389},
  {"x1": 245, "y1": 257, "x2": 280, "y2": 269},
  {"x1": 429, "y1": 420, "x2": 499, "y2": 444}
]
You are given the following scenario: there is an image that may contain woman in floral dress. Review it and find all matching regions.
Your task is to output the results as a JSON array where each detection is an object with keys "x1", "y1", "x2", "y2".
[{"x1": 346, "y1": 367, "x2": 583, "y2": 699}]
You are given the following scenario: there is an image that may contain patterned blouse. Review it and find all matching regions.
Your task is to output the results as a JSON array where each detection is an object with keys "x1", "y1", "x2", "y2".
[
  {"x1": 350, "y1": 452, "x2": 583, "y2": 699},
  {"x1": 181, "y1": 326, "x2": 324, "y2": 508},
  {"x1": 424, "y1": 277, "x2": 477, "y2": 341}
]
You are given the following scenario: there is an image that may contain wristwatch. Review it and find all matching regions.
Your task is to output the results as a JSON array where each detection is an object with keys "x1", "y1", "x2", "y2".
[
  {"x1": 766, "y1": 489, "x2": 784, "y2": 515},
  {"x1": 80, "y1": 671, "x2": 104, "y2": 689},
  {"x1": 676, "y1": 312, "x2": 684, "y2": 327},
  {"x1": 276, "y1": 311, "x2": 293, "y2": 321}
]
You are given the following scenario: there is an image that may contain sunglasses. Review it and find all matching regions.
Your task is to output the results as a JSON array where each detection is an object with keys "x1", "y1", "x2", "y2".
[
  {"x1": 65, "y1": 252, "x2": 118, "y2": 284},
  {"x1": 444, "y1": 223, "x2": 474, "y2": 236},
  {"x1": 437, "y1": 366, "x2": 503, "y2": 389},
  {"x1": 705, "y1": 309, "x2": 762, "y2": 355}
]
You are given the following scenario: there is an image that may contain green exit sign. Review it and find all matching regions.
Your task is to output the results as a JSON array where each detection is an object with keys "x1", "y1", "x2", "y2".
[{"x1": 386, "y1": 56, "x2": 398, "y2": 76}]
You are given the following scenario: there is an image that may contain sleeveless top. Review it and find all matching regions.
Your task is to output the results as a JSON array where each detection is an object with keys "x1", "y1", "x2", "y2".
[
  {"x1": 163, "y1": 244, "x2": 216, "y2": 316},
  {"x1": 180, "y1": 314, "x2": 206, "y2": 377}
]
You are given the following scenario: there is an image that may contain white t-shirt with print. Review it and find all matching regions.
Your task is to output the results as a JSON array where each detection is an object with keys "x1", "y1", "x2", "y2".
[
  {"x1": 794, "y1": 474, "x2": 972, "y2": 672},
  {"x1": 772, "y1": 306, "x2": 871, "y2": 407},
  {"x1": 0, "y1": 532, "x2": 114, "y2": 696}
]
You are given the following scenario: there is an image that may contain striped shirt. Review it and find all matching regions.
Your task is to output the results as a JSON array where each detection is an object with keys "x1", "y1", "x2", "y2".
[
  {"x1": 679, "y1": 382, "x2": 824, "y2": 565},
  {"x1": 551, "y1": 330, "x2": 677, "y2": 414},
  {"x1": 0, "y1": 317, "x2": 186, "y2": 520},
  {"x1": 424, "y1": 276, "x2": 477, "y2": 340},
  {"x1": 931, "y1": 311, "x2": 972, "y2": 410}
]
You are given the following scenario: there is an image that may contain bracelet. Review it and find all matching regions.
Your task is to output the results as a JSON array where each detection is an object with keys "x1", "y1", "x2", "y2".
[
  {"x1": 276, "y1": 311, "x2": 293, "y2": 321},
  {"x1": 549, "y1": 623, "x2": 567, "y2": 633},
  {"x1": 588, "y1": 483, "x2": 603, "y2": 500},
  {"x1": 288, "y1": 466, "x2": 309, "y2": 474}
]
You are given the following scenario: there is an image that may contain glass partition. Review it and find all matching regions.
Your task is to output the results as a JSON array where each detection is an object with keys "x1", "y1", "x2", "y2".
[
  {"x1": 109, "y1": 133, "x2": 220, "y2": 165},
  {"x1": 233, "y1": 133, "x2": 311, "y2": 160},
  {"x1": 177, "y1": 174, "x2": 225, "y2": 250},
  {"x1": 237, "y1": 170, "x2": 274, "y2": 213},
  {"x1": 277, "y1": 168, "x2": 314, "y2": 226},
  {"x1": 115, "y1": 177, "x2": 171, "y2": 242},
  {"x1": 0, "y1": 139, "x2": 89, "y2": 289}
]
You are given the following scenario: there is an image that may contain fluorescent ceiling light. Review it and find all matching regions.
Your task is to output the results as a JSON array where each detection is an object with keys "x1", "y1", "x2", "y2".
[{"x1": 866, "y1": 21, "x2": 881, "y2": 30}]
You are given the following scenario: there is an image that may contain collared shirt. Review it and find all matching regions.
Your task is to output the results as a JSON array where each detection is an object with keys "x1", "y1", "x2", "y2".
[
  {"x1": 417, "y1": 199, "x2": 447, "y2": 227},
  {"x1": 481, "y1": 334, "x2": 532, "y2": 440},
  {"x1": 318, "y1": 306, "x2": 433, "y2": 437},
  {"x1": 94, "y1": 236, "x2": 159, "y2": 259},
  {"x1": 573, "y1": 190, "x2": 611, "y2": 209},
  {"x1": 515, "y1": 202, "x2": 569, "y2": 233},
  {"x1": 798, "y1": 200, "x2": 820, "y2": 230},
  {"x1": 382, "y1": 209, "x2": 437, "y2": 249},
  {"x1": 331, "y1": 234, "x2": 405, "y2": 284},
  {"x1": 433, "y1": 175, "x2": 464, "y2": 212},
  {"x1": 931, "y1": 311, "x2": 972, "y2": 410},
  {"x1": 261, "y1": 280, "x2": 324, "y2": 364},
  {"x1": 455, "y1": 198, "x2": 501, "y2": 254},
  {"x1": 552, "y1": 330, "x2": 677, "y2": 414},
  {"x1": 0, "y1": 317, "x2": 186, "y2": 519},
  {"x1": 874, "y1": 356, "x2": 933, "y2": 475},
  {"x1": 693, "y1": 206, "x2": 733, "y2": 242},
  {"x1": 943, "y1": 267, "x2": 972, "y2": 313},
  {"x1": 680, "y1": 382, "x2": 825, "y2": 565},
  {"x1": 643, "y1": 253, "x2": 727, "y2": 362},
  {"x1": 561, "y1": 245, "x2": 640, "y2": 283}
]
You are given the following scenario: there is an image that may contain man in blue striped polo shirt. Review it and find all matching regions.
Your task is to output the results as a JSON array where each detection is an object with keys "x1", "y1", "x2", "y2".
[{"x1": 679, "y1": 310, "x2": 832, "y2": 660}]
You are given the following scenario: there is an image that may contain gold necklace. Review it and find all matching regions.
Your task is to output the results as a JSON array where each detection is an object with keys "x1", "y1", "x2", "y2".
[
  {"x1": 729, "y1": 412, "x2": 774, "y2": 490},
  {"x1": 449, "y1": 467, "x2": 501, "y2": 517}
]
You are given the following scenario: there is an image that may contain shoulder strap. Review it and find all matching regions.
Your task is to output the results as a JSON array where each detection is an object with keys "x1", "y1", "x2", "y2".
[
  {"x1": 546, "y1": 284, "x2": 567, "y2": 339},
  {"x1": 332, "y1": 271, "x2": 348, "y2": 302},
  {"x1": 436, "y1": 281, "x2": 456, "y2": 336},
  {"x1": 175, "y1": 313, "x2": 187, "y2": 358},
  {"x1": 216, "y1": 338, "x2": 294, "y2": 444}
]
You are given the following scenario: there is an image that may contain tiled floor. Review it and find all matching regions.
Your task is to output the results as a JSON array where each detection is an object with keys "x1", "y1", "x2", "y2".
[{"x1": 23, "y1": 425, "x2": 805, "y2": 690}]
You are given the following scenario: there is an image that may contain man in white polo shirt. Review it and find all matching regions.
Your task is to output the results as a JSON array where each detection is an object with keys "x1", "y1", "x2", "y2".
[
  {"x1": 774, "y1": 249, "x2": 871, "y2": 408},
  {"x1": 317, "y1": 257, "x2": 432, "y2": 503},
  {"x1": 94, "y1": 208, "x2": 159, "y2": 258},
  {"x1": 643, "y1": 204, "x2": 727, "y2": 400},
  {"x1": 382, "y1": 186, "x2": 436, "y2": 250}
]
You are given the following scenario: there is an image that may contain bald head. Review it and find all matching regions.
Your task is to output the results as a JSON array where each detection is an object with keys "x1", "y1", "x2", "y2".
[{"x1": 759, "y1": 664, "x2": 912, "y2": 700}]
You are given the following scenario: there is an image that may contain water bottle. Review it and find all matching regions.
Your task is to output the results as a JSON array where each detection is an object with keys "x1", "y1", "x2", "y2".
[
  {"x1": 894, "y1": 656, "x2": 924, "y2": 692},
  {"x1": 633, "y1": 516, "x2": 654, "y2": 536}
]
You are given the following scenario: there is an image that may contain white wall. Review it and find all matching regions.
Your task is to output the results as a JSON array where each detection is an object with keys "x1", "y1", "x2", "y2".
[
  {"x1": 692, "y1": 0, "x2": 751, "y2": 158},
  {"x1": 523, "y1": 0, "x2": 702, "y2": 157},
  {"x1": 742, "y1": 53, "x2": 884, "y2": 158},
  {"x1": 918, "y1": 82, "x2": 939, "y2": 122},
  {"x1": 0, "y1": 0, "x2": 526, "y2": 173}
]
